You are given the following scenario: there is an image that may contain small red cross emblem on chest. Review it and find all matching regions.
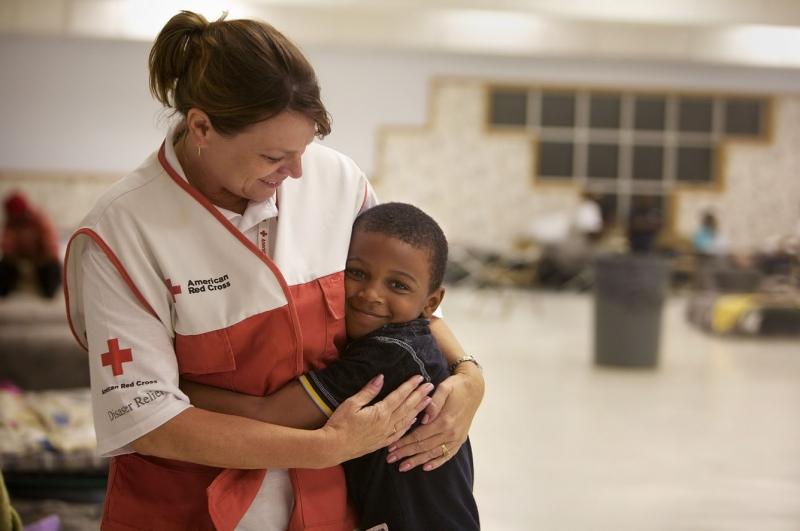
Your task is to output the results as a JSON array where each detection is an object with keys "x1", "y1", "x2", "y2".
[
  {"x1": 165, "y1": 278, "x2": 181, "y2": 302},
  {"x1": 101, "y1": 338, "x2": 133, "y2": 377}
]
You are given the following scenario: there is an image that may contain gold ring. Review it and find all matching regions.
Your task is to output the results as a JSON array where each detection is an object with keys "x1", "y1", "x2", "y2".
[{"x1": 441, "y1": 444, "x2": 450, "y2": 458}]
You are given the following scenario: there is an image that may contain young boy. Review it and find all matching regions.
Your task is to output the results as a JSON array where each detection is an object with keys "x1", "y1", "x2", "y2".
[{"x1": 185, "y1": 203, "x2": 480, "y2": 530}]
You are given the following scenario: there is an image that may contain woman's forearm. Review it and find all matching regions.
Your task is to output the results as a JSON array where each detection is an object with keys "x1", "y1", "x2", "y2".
[
  {"x1": 429, "y1": 316, "x2": 466, "y2": 363},
  {"x1": 430, "y1": 317, "x2": 485, "y2": 389},
  {"x1": 131, "y1": 407, "x2": 337, "y2": 469}
]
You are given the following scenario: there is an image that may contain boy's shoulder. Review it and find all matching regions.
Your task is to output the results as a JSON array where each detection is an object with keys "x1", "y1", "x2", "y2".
[
  {"x1": 349, "y1": 319, "x2": 433, "y2": 349},
  {"x1": 345, "y1": 319, "x2": 448, "y2": 379}
]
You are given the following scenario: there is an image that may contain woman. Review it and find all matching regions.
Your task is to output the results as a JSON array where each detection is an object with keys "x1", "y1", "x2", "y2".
[{"x1": 63, "y1": 10, "x2": 483, "y2": 531}]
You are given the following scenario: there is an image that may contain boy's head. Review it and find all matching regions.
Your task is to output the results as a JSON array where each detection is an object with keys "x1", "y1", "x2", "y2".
[{"x1": 345, "y1": 202, "x2": 448, "y2": 339}]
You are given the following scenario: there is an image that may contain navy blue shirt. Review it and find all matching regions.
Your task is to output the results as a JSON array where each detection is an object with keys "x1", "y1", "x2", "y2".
[{"x1": 301, "y1": 319, "x2": 480, "y2": 530}]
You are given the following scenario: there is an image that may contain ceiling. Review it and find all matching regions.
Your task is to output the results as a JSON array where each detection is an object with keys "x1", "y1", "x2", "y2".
[{"x1": 3, "y1": 0, "x2": 800, "y2": 68}]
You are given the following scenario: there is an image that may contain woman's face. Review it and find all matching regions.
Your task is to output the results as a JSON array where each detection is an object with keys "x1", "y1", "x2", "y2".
[{"x1": 199, "y1": 111, "x2": 317, "y2": 209}]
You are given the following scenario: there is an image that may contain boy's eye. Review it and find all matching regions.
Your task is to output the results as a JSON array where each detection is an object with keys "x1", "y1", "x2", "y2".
[
  {"x1": 390, "y1": 280, "x2": 410, "y2": 291},
  {"x1": 262, "y1": 155, "x2": 283, "y2": 163},
  {"x1": 345, "y1": 268, "x2": 365, "y2": 280}
]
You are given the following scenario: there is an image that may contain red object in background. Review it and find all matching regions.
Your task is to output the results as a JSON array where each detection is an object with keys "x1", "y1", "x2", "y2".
[
  {"x1": 2, "y1": 191, "x2": 60, "y2": 262},
  {"x1": 4, "y1": 192, "x2": 31, "y2": 217}
]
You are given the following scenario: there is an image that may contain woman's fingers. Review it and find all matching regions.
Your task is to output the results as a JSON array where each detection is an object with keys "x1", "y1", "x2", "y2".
[
  {"x1": 378, "y1": 376, "x2": 434, "y2": 433},
  {"x1": 345, "y1": 373, "x2": 386, "y2": 408},
  {"x1": 379, "y1": 375, "x2": 426, "y2": 412},
  {"x1": 419, "y1": 379, "x2": 452, "y2": 425},
  {"x1": 339, "y1": 374, "x2": 433, "y2": 440},
  {"x1": 385, "y1": 371, "x2": 482, "y2": 471},
  {"x1": 388, "y1": 432, "x2": 460, "y2": 472},
  {"x1": 419, "y1": 450, "x2": 452, "y2": 472},
  {"x1": 390, "y1": 406, "x2": 457, "y2": 452},
  {"x1": 326, "y1": 375, "x2": 431, "y2": 462},
  {"x1": 388, "y1": 421, "x2": 453, "y2": 457}
]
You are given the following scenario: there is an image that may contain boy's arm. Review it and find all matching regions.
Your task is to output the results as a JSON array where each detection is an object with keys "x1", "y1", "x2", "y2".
[
  {"x1": 180, "y1": 379, "x2": 327, "y2": 429},
  {"x1": 181, "y1": 339, "x2": 424, "y2": 430}
]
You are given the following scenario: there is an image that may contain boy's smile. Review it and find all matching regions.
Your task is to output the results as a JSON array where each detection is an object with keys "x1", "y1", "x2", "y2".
[{"x1": 344, "y1": 229, "x2": 443, "y2": 339}]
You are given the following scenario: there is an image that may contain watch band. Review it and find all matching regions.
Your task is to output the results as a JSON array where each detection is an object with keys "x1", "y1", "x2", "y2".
[{"x1": 449, "y1": 354, "x2": 481, "y2": 373}]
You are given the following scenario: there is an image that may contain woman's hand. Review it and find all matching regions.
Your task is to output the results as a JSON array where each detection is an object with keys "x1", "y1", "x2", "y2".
[
  {"x1": 321, "y1": 374, "x2": 434, "y2": 464},
  {"x1": 385, "y1": 363, "x2": 484, "y2": 472}
]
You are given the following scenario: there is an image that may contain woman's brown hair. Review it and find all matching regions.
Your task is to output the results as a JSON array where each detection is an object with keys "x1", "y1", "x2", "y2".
[{"x1": 148, "y1": 10, "x2": 331, "y2": 137}]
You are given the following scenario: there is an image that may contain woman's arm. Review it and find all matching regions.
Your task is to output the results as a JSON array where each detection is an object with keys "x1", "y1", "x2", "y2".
[
  {"x1": 134, "y1": 374, "x2": 432, "y2": 469},
  {"x1": 181, "y1": 379, "x2": 326, "y2": 429},
  {"x1": 386, "y1": 317, "x2": 485, "y2": 471}
]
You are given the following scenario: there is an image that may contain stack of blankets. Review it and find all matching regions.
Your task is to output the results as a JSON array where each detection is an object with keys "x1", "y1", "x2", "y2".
[{"x1": 0, "y1": 386, "x2": 104, "y2": 472}]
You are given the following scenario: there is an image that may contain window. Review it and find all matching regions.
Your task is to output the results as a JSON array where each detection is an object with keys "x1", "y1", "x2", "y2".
[
  {"x1": 677, "y1": 146, "x2": 714, "y2": 183},
  {"x1": 724, "y1": 98, "x2": 763, "y2": 136},
  {"x1": 587, "y1": 143, "x2": 619, "y2": 179},
  {"x1": 634, "y1": 96, "x2": 666, "y2": 131},
  {"x1": 678, "y1": 97, "x2": 713, "y2": 133},
  {"x1": 538, "y1": 142, "x2": 574, "y2": 178},
  {"x1": 541, "y1": 92, "x2": 576, "y2": 127},
  {"x1": 489, "y1": 89, "x2": 528, "y2": 126},
  {"x1": 589, "y1": 94, "x2": 621, "y2": 129},
  {"x1": 488, "y1": 85, "x2": 769, "y2": 223},
  {"x1": 632, "y1": 145, "x2": 663, "y2": 181}
]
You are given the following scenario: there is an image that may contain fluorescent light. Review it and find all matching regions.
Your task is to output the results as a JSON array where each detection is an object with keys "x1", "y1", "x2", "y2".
[
  {"x1": 71, "y1": 0, "x2": 262, "y2": 40},
  {"x1": 433, "y1": 9, "x2": 549, "y2": 52},
  {"x1": 711, "y1": 24, "x2": 800, "y2": 67}
]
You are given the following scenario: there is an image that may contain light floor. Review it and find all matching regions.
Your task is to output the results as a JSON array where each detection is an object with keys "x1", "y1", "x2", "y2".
[{"x1": 444, "y1": 288, "x2": 800, "y2": 531}]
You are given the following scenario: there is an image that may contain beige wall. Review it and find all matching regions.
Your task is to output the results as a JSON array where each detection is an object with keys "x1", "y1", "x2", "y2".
[{"x1": 374, "y1": 79, "x2": 800, "y2": 252}]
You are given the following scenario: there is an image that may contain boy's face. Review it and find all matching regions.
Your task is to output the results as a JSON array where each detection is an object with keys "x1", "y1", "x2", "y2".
[{"x1": 344, "y1": 229, "x2": 444, "y2": 339}]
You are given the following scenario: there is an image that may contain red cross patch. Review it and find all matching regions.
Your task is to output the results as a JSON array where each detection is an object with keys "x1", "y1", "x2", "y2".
[
  {"x1": 101, "y1": 338, "x2": 133, "y2": 376},
  {"x1": 165, "y1": 278, "x2": 182, "y2": 302}
]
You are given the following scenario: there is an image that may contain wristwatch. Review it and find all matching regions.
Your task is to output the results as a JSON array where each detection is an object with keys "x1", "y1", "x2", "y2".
[{"x1": 449, "y1": 354, "x2": 481, "y2": 373}]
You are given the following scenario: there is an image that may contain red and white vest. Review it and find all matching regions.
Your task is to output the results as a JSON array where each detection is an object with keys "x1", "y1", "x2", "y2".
[{"x1": 64, "y1": 141, "x2": 370, "y2": 530}]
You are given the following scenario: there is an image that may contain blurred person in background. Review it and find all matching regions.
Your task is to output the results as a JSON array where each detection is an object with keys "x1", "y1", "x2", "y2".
[
  {"x1": 627, "y1": 196, "x2": 663, "y2": 254},
  {"x1": 692, "y1": 210, "x2": 728, "y2": 257},
  {"x1": 573, "y1": 190, "x2": 604, "y2": 243},
  {"x1": 0, "y1": 191, "x2": 61, "y2": 298}
]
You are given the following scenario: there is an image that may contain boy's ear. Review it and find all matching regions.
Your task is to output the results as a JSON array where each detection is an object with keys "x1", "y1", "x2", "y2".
[{"x1": 421, "y1": 287, "x2": 445, "y2": 318}]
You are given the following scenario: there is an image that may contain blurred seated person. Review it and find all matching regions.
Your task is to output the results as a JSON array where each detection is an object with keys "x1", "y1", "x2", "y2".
[
  {"x1": 0, "y1": 192, "x2": 62, "y2": 298},
  {"x1": 757, "y1": 234, "x2": 798, "y2": 278},
  {"x1": 692, "y1": 210, "x2": 728, "y2": 256},
  {"x1": 526, "y1": 206, "x2": 592, "y2": 289},
  {"x1": 627, "y1": 196, "x2": 663, "y2": 254},
  {"x1": 573, "y1": 190, "x2": 604, "y2": 243}
]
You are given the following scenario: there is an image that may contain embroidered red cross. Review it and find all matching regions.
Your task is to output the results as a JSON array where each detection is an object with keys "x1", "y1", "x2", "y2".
[
  {"x1": 101, "y1": 338, "x2": 133, "y2": 377},
  {"x1": 165, "y1": 278, "x2": 181, "y2": 302},
  {"x1": 259, "y1": 230, "x2": 269, "y2": 253}
]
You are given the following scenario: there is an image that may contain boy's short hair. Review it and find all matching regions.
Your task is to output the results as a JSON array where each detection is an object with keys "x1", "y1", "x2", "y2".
[{"x1": 353, "y1": 202, "x2": 448, "y2": 292}]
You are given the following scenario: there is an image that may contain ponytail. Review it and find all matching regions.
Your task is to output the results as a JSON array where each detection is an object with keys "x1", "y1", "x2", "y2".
[
  {"x1": 148, "y1": 11, "x2": 211, "y2": 108},
  {"x1": 147, "y1": 10, "x2": 331, "y2": 138}
]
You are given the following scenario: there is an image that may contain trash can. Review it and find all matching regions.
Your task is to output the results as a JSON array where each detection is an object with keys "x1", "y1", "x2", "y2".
[{"x1": 593, "y1": 254, "x2": 670, "y2": 367}]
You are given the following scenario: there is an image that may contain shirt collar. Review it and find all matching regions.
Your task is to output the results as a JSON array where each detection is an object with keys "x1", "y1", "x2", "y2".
[{"x1": 164, "y1": 123, "x2": 279, "y2": 232}]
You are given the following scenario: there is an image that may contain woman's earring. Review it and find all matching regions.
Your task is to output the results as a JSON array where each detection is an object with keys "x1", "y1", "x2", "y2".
[{"x1": 197, "y1": 146, "x2": 202, "y2": 157}]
